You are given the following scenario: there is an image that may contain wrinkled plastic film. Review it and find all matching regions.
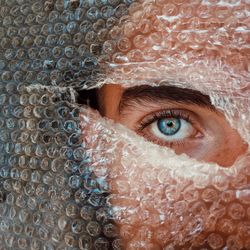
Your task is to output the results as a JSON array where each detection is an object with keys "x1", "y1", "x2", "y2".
[{"x1": 0, "y1": 0, "x2": 250, "y2": 250}]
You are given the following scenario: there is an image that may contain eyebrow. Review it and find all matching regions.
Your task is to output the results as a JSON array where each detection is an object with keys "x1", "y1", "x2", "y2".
[{"x1": 119, "y1": 85, "x2": 215, "y2": 113}]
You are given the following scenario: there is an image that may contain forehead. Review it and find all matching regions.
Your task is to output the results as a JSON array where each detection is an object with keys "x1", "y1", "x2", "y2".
[{"x1": 102, "y1": 0, "x2": 249, "y2": 95}]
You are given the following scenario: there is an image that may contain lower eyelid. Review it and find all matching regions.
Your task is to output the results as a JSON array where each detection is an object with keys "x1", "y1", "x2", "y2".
[
  {"x1": 141, "y1": 132, "x2": 202, "y2": 149},
  {"x1": 138, "y1": 131, "x2": 186, "y2": 148}
]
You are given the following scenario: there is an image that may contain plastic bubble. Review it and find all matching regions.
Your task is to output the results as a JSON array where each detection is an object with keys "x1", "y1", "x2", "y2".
[{"x1": 79, "y1": 234, "x2": 93, "y2": 250}]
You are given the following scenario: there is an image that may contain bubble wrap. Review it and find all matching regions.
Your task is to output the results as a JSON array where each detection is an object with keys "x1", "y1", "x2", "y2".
[{"x1": 0, "y1": 0, "x2": 249, "y2": 249}]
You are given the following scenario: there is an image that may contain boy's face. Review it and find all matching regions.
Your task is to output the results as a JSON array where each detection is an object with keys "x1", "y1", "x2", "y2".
[{"x1": 82, "y1": 0, "x2": 250, "y2": 248}]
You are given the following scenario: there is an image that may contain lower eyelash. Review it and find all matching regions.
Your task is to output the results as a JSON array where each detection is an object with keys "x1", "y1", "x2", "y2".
[{"x1": 139, "y1": 130, "x2": 187, "y2": 148}]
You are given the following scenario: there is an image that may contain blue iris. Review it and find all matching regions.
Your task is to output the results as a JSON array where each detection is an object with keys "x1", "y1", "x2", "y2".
[{"x1": 157, "y1": 118, "x2": 181, "y2": 136}]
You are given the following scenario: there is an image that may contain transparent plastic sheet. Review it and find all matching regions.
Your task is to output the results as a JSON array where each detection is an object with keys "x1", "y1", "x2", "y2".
[{"x1": 0, "y1": 1, "x2": 249, "y2": 250}]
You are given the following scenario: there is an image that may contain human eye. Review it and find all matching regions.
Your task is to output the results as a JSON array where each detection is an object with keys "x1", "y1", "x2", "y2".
[{"x1": 136, "y1": 109, "x2": 204, "y2": 148}]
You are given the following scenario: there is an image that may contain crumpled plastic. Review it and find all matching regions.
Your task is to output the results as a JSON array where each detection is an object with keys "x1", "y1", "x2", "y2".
[{"x1": 0, "y1": 0, "x2": 249, "y2": 249}]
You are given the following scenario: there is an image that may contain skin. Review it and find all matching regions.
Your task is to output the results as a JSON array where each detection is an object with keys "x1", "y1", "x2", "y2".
[{"x1": 98, "y1": 84, "x2": 248, "y2": 167}]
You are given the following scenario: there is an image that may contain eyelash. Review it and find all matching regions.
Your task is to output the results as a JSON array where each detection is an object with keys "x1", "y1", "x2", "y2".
[{"x1": 137, "y1": 109, "x2": 194, "y2": 131}]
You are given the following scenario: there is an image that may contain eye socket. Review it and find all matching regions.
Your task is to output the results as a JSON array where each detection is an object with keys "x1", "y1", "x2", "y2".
[{"x1": 137, "y1": 109, "x2": 203, "y2": 147}]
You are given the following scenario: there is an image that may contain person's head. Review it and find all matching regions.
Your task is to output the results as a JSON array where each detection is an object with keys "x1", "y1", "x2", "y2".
[{"x1": 85, "y1": 0, "x2": 250, "y2": 248}]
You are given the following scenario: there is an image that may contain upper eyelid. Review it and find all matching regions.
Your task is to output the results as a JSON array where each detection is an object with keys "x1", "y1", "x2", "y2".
[
  {"x1": 118, "y1": 85, "x2": 216, "y2": 115},
  {"x1": 118, "y1": 98, "x2": 220, "y2": 118}
]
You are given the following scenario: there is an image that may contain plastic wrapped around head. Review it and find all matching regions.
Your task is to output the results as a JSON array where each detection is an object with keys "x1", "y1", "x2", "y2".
[{"x1": 0, "y1": 0, "x2": 249, "y2": 249}]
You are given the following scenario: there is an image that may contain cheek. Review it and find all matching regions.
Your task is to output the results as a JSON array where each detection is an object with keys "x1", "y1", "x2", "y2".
[{"x1": 209, "y1": 131, "x2": 248, "y2": 167}]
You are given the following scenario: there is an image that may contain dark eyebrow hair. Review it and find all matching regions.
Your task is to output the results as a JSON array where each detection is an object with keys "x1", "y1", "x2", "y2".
[{"x1": 119, "y1": 85, "x2": 215, "y2": 113}]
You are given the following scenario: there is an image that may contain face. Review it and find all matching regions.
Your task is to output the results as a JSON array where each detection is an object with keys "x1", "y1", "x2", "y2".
[{"x1": 83, "y1": 0, "x2": 250, "y2": 248}]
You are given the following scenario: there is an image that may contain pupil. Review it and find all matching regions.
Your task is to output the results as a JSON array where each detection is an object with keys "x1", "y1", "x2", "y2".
[{"x1": 167, "y1": 121, "x2": 174, "y2": 127}]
